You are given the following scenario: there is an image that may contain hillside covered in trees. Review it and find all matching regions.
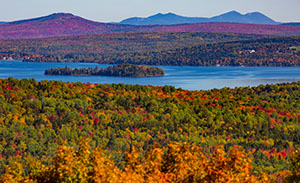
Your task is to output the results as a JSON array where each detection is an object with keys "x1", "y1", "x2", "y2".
[
  {"x1": 135, "y1": 36, "x2": 300, "y2": 66},
  {"x1": 1, "y1": 32, "x2": 300, "y2": 67},
  {"x1": 45, "y1": 64, "x2": 165, "y2": 77},
  {"x1": 23, "y1": 36, "x2": 300, "y2": 66},
  {"x1": 2, "y1": 78, "x2": 300, "y2": 181},
  {"x1": 0, "y1": 32, "x2": 263, "y2": 62}
]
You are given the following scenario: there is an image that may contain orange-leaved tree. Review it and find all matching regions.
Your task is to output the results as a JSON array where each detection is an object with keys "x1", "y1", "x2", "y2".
[{"x1": 0, "y1": 140, "x2": 273, "y2": 183}]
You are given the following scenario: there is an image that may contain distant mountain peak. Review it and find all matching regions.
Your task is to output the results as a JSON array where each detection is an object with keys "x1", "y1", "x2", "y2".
[
  {"x1": 224, "y1": 10, "x2": 242, "y2": 15},
  {"x1": 9, "y1": 12, "x2": 77, "y2": 25},
  {"x1": 149, "y1": 13, "x2": 163, "y2": 18},
  {"x1": 46, "y1": 13, "x2": 75, "y2": 19},
  {"x1": 165, "y1": 12, "x2": 177, "y2": 16},
  {"x1": 150, "y1": 12, "x2": 178, "y2": 18},
  {"x1": 51, "y1": 12, "x2": 74, "y2": 16},
  {"x1": 246, "y1": 12, "x2": 263, "y2": 15},
  {"x1": 120, "y1": 11, "x2": 279, "y2": 25}
]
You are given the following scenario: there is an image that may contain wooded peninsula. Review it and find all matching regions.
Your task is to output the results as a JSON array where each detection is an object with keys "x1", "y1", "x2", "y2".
[{"x1": 44, "y1": 63, "x2": 165, "y2": 77}]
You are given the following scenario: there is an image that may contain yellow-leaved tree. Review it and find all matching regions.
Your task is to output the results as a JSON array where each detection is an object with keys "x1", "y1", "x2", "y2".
[{"x1": 0, "y1": 140, "x2": 273, "y2": 183}]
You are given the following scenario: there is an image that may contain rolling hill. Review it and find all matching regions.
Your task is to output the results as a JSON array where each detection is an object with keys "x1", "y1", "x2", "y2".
[
  {"x1": 0, "y1": 13, "x2": 136, "y2": 39},
  {"x1": 0, "y1": 32, "x2": 265, "y2": 62},
  {"x1": 1, "y1": 13, "x2": 300, "y2": 39},
  {"x1": 1, "y1": 32, "x2": 299, "y2": 67},
  {"x1": 120, "y1": 11, "x2": 279, "y2": 25}
]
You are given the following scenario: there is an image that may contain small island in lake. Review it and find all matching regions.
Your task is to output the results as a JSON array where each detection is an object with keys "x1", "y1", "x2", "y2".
[{"x1": 44, "y1": 63, "x2": 165, "y2": 77}]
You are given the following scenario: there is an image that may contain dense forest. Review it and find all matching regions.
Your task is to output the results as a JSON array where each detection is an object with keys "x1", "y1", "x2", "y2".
[
  {"x1": 0, "y1": 32, "x2": 269, "y2": 64},
  {"x1": 134, "y1": 36, "x2": 300, "y2": 66},
  {"x1": 22, "y1": 36, "x2": 300, "y2": 66},
  {"x1": 1, "y1": 29, "x2": 300, "y2": 67},
  {"x1": 1, "y1": 32, "x2": 299, "y2": 66},
  {"x1": 45, "y1": 64, "x2": 165, "y2": 77},
  {"x1": 2, "y1": 78, "x2": 300, "y2": 181},
  {"x1": 0, "y1": 32, "x2": 262, "y2": 59}
]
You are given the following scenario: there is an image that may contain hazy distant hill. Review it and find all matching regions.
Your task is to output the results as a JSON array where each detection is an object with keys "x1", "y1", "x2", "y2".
[
  {"x1": 0, "y1": 22, "x2": 6, "y2": 24},
  {"x1": 1, "y1": 13, "x2": 300, "y2": 39},
  {"x1": 281, "y1": 23, "x2": 300, "y2": 26},
  {"x1": 120, "y1": 11, "x2": 279, "y2": 25},
  {"x1": 120, "y1": 13, "x2": 208, "y2": 25}
]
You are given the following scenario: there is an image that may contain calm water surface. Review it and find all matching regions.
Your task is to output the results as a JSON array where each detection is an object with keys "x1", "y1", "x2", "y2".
[{"x1": 1, "y1": 61, "x2": 300, "y2": 90}]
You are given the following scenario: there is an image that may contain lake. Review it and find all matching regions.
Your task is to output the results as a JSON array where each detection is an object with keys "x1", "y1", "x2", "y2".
[{"x1": 1, "y1": 60, "x2": 300, "y2": 90}]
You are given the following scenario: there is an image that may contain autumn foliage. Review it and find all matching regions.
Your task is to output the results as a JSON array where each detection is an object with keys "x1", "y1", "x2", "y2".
[
  {"x1": 2, "y1": 78, "x2": 300, "y2": 181},
  {"x1": 0, "y1": 32, "x2": 299, "y2": 66},
  {"x1": 0, "y1": 140, "x2": 271, "y2": 183}
]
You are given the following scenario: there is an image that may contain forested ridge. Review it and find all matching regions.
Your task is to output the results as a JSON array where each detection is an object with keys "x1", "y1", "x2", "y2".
[
  {"x1": 1, "y1": 32, "x2": 299, "y2": 66},
  {"x1": 88, "y1": 36, "x2": 300, "y2": 66},
  {"x1": 0, "y1": 32, "x2": 268, "y2": 64},
  {"x1": 44, "y1": 64, "x2": 165, "y2": 77},
  {"x1": 0, "y1": 32, "x2": 261, "y2": 59},
  {"x1": 137, "y1": 36, "x2": 300, "y2": 66},
  {"x1": 2, "y1": 78, "x2": 300, "y2": 181}
]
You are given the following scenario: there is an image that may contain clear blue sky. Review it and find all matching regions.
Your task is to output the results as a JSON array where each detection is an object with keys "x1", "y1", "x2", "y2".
[{"x1": 1, "y1": 0, "x2": 300, "y2": 23}]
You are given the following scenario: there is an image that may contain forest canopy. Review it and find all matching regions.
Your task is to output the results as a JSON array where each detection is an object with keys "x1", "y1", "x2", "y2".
[
  {"x1": 1, "y1": 78, "x2": 300, "y2": 181},
  {"x1": 1, "y1": 32, "x2": 289, "y2": 66},
  {"x1": 44, "y1": 64, "x2": 165, "y2": 77}
]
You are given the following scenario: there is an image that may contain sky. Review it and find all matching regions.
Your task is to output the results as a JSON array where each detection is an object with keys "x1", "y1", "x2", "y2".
[{"x1": 1, "y1": 0, "x2": 300, "y2": 23}]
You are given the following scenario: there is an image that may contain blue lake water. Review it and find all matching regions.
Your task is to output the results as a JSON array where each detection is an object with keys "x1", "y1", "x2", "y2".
[{"x1": 1, "y1": 60, "x2": 300, "y2": 90}]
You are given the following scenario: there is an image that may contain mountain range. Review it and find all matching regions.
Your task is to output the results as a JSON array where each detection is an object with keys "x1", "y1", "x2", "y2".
[
  {"x1": 1, "y1": 12, "x2": 300, "y2": 39},
  {"x1": 120, "y1": 11, "x2": 279, "y2": 25}
]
